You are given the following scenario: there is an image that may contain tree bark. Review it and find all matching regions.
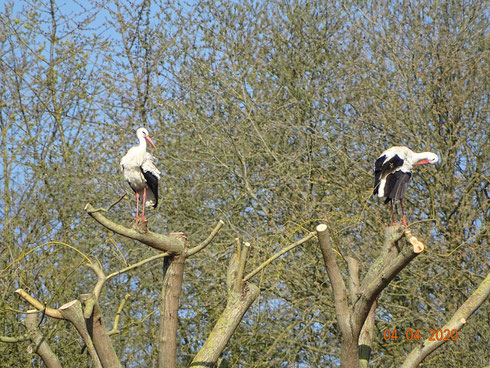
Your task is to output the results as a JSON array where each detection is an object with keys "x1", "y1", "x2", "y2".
[
  {"x1": 158, "y1": 252, "x2": 187, "y2": 368},
  {"x1": 346, "y1": 257, "x2": 376, "y2": 368},
  {"x1": 59, "y1": 300, "x2": 102, "y2": 368},
  {"x1": 352, "y1": 226, "x2": 416, "y2": 332},
  {"x1": 80, "y1": 294, "x2": 122, "y2": 368},
  {"x1": 316, "y1": 224, "x2": 358, "y2": 368},
  {"x1": 358, "y1": 300, "x2": 376, "y2": 368}
]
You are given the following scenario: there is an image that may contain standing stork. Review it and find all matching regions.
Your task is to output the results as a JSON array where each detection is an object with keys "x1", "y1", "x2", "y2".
[
  {"x1": 374, "y1": 146, "x2": 439, "y2": 226},
  {"x1": 120, "y1": 127, "x2": 161, "y2": 221}
]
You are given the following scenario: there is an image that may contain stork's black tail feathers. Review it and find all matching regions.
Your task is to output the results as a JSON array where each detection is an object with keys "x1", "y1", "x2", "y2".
[{"x1": 383, "y1": 171, "x2": 411, "y2": 204}]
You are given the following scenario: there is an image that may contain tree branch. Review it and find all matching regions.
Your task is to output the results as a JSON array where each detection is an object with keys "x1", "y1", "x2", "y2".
[
  {"x1": 346, "y1": 256, "x2": 376, "y2": 367},
  {"x1": 401, "y1": 272, "x2": 490, "y2": 368},
  {"x1": 86, "y1": 262, "x2": 107, "y2": 301},
  {"x1": 108, "y1": 293, "x2": 131, "y2": 336},
  {"x1": 316, "y1": 224, "x2": 351, "y2": 332},
  {"x1": 85, "y1": 203, "x2": 185, "y2": 254},
  {"x1": 235, "y1": 241, "x2": 250, "y2": 291},
  {"x1": 24, "y1": 310, "x2": 62, "y2": 368},
  {"x1": 59, "y1": 300, "x2": 102, "y2": 368},
  {"x1": 15, "y1": 289, "x2": 64, "y2": 319},
  {"x1": 84, "y1": 193, "x2": 128, "y2": 213},
  {"x1": 346, "y1": 256, "x2": 360, "y2": 304},
  {"x1": 80, "y1": 294, "x2": 122, "y2": 368},
  {"x1": 0, "y1": 334, "x2": 30, "y2": 343},
  {"x1": 316, "y1": 223, "x2": 357, "y2": 367},
  {"x1": 106, "y1": 252, "x2": 169, "y2": 281},
  {"x1": 190, "y1": 253, "x2": 260, "y2": 367},
  {"x1": 186, "y1": 219, "x2": 225, "y2": 257},
  {"x1": 359, "y1": 300, "x2": 377, "y2": 368},
  {"x1": 353, "y1": 226, "x2": 413, "y2": 331}
]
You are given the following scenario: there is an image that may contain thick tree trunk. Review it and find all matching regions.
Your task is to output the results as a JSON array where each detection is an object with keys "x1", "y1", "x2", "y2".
[
  {"x1": 158, "y1": 253, "x2": 186, "y2": 368},
  {"x1": 340, "y1": 337, "x2": 360, "y2": 368}
]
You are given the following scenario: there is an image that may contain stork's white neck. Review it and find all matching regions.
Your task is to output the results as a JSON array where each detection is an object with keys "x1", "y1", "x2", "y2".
[{"x1": 137, "y1": 133, "x2": 147, "y2": 150}]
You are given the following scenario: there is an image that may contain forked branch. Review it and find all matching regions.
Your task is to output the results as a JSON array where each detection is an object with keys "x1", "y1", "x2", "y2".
[
  {"x1": 190, "y1": 252, "x2": 260, "y2": 368},
  {"x1": 353, "y1": 226, "x2": 421, "y2": 331}
]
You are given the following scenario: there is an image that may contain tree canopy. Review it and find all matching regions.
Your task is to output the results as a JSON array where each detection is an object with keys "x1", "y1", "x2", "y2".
[{"x1": 0, "y1": 0, "x2": 488, "y2": 367}]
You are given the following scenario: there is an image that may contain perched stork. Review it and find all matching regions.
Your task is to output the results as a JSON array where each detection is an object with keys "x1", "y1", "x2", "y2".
[
  {"x1": 374, "y1": 146, "x2": 438, "y2": 226},
  {"x1": 120, "y1": 128, "x2": 161, "y2": 221}
]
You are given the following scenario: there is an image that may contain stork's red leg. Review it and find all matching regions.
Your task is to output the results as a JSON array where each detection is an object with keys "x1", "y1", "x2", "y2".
[
  {"x1": 135, "y1": 192, "x2": 140, "y2": 220},
  {"x1": 141, "y1": 187, "x2": 147, "y2": 220},
  {"x1": 400, "y1": 199, "x2": 407, "y2": 226}
]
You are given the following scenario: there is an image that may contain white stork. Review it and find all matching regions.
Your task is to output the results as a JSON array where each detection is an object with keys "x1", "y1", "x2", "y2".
[
  {"x1": 374, "y1": 146, "x2": 439, "y2": 226},
  {"x1": 120, "y1": 127, "x2": 161, "y2": 221}
]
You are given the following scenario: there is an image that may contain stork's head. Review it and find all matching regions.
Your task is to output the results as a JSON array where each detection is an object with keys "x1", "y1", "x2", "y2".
[
  {"x1": 136, "y1": 127, "x2": 156, "y2": 149},
  {"x1": 413, "y1": 152, "x2": 439, "y2": 166}
]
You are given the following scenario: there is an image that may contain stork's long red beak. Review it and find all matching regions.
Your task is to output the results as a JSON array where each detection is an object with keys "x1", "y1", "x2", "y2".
[
  {"x1": 145, "y1": 136, "x2": 157, "y2": 149},
  {"x1": 413, "y1": 159, "x2": 430, "y2": 165}
]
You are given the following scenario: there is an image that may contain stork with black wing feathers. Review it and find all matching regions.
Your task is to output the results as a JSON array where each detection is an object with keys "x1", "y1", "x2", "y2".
[
  {"x1": 374, "y1": 146, "x2": 439, "y2": 226},
  {"x1": 120, "y1": 128, "x2": 161, "y2": 221}
]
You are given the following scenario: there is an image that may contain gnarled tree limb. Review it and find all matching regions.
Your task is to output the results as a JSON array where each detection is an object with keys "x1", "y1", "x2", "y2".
[{"x1": 84, "y1": 203, "x2": 185, "y2": 254}]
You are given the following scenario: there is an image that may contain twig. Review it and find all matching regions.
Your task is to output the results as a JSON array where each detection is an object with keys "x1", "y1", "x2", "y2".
[
  {"x1": 235, "y1": 238, "x2": 241, "y2": 262},
  {"x1": 84, "y1": 193, "x2": 128, "y2": 213},
  {"x1": 235, "y1": 242, "x2": 251, "y2": 291},
  {"x1": 106, "y1": 252, "x2": 169, "y2": 281},
  {"x1": 186, "y1": 220, "x2": 225, "y2": 257},
  {"x1": 0, "y1": 334, "x2": 30, "y2": 343},
  {"x1": 243, "y1": 232, "x2": 315, "y2": 283},
  {"x1": 108, "y1": 293, "x2": 131, "y2": 336}
]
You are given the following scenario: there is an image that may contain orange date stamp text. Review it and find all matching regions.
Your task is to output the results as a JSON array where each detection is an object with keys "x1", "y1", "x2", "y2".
[{"x1": 383, "y1": 328, "x2": 458, "y2": 341}]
